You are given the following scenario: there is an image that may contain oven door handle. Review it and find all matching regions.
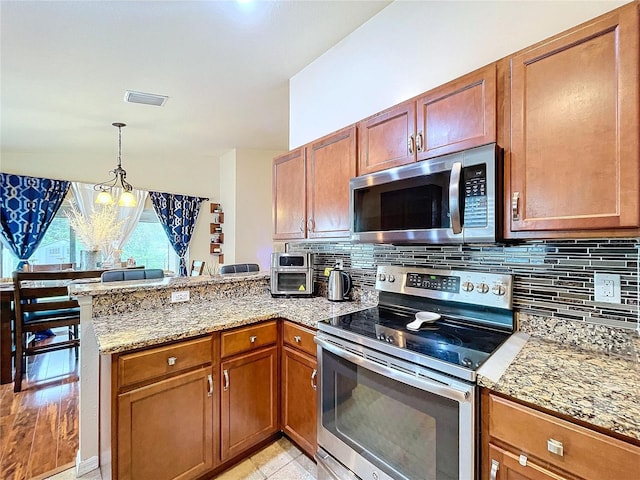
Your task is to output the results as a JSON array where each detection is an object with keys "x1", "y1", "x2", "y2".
[{"x1": 316, "y1": 337, "x2": 471, "y2": 403}]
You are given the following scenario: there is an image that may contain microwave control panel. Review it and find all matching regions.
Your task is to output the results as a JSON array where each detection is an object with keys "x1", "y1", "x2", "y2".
[{"x1": 463, "y1": 165, "x2": 487, "y2": 227}]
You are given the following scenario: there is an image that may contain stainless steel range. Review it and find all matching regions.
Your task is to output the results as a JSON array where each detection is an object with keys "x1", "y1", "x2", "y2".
[{"x1": 315, "y1": 265, "x2": 514, "y2": 480}]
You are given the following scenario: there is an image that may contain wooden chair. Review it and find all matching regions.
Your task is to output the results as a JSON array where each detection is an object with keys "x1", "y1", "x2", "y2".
[
  {"x1": 12, "y1": 269, "x2": 102, "y2": 392},
  {"x1": 31, "y1": 263, "x2": 74, "y2": 272},
  {"x1": 219, "y1": 263, "x2": 259, "y2": 274},
  {"x1": 190, "y1": 260, "x2": 206, "y2": 276}
]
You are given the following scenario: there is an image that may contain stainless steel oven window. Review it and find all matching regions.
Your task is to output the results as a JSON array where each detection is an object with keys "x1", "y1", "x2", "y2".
[{"x1": 317, "y1": 337, "x2": 475, "y2": 480}]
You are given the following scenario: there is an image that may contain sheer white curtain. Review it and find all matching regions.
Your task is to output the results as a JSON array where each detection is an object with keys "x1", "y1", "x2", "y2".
[{"x1": 70, "y1": 182, "x2": 148, "y2": 252}]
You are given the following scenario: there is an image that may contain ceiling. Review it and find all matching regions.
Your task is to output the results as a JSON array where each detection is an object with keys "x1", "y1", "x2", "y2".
[{"x1": 0, "y1": 0, "x2": 390, "y2": 166}]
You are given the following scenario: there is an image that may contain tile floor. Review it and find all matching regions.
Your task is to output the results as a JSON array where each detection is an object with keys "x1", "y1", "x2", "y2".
[{"x1": 44, "y1": 437, "x2": 317, "y2": 480}]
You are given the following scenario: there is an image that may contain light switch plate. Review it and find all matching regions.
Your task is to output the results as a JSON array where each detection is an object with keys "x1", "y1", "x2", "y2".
[{"x1": 594, "y1": 273, "x2": 621, "y2": 303}]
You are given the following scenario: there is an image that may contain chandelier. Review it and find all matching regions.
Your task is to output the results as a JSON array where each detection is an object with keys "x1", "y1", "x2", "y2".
[{"x1": 94, "y1": 122, "x2": 137, "y2": 207}]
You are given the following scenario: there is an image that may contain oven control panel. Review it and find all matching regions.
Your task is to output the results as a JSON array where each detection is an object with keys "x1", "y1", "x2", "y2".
[
  {"x1": 406, "y1": 273, "x2": 460, "y2": 293},
  {"x1": 376, "y1": 265, "x2": 513, "y2": 310}
]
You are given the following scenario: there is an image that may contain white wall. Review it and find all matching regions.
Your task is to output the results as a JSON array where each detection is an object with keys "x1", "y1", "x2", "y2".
[
  {"x1": 218, "y1": 148, "x2": 282, "y2": 271},
  {"x1": 289, "y1": 0, "x2": 629, "y2": 148}
]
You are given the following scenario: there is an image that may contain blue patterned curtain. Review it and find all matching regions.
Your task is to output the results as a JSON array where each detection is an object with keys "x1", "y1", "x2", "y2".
[
  {"x1": 149, "y1": 191, "x2": 208, "y2": 276},
  {"x1": 0, "y1": 173, "x2": 71, "y2": 270}
]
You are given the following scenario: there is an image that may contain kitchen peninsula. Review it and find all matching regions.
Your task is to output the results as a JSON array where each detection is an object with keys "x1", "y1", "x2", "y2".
[{"x1": 68, "y1": 273, "x2": 375, "y2": 479}]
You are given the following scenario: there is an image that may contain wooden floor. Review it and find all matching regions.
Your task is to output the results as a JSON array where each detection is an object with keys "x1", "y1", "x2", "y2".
[{"x1": 0, "y1": 335, "x2": 79, "y2": 480}]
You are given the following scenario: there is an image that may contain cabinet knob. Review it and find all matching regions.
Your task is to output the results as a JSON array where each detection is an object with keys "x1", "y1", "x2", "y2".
[
  {"x1": 167, "y1": 356, "x2": 177, "y2": 366},
  {"x1": 249, "y1": 335, "x2": 257, "y2": 343},
  {"x1": 294, "y1": 335, "x2": 302, "y2": 343},
  {"x1": 547, "y1": 438, "x2": 564, "y2": 456}
]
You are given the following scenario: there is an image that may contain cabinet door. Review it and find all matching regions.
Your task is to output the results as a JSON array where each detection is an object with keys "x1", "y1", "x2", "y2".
[
  {"x1": 220, "y1": 346, "x2": 278, "y2": 461},
  {"x1": 508, "y1": 5, "x2": 639, "y2": 236},
  {"x1": 273, "y1": 149, "x2": 307, "y2": 240},
  {"x1": 487, "y1": 444, "x2": 570, "y2": 480},
  {"x1": 306, "y1": 125, "x2": 357, "y2": 238},
  {"x1": 358, "y1": 101, "x2": 416, "y2": 175},
  {"x1": 117, "y1": 368, "x2": 214, "y2": 480},
  {"x1": 281, "y1": 345, "x2": 317, "y2": 457},
  {"x1": 416, "y1": 64, "x2": 496, "y2": 161}
]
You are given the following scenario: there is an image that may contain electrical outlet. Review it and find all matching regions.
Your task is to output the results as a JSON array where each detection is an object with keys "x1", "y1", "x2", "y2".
[
  {"x1": 171, "y1": 290, "x2": 190, "y2": 303},
  {"x1": 594, "y1": 273, "x2": 621, "y2": 303}
]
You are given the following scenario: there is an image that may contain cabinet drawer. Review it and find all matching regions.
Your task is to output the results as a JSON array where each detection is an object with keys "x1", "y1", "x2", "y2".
[
  {"x1": 119, "y1": 336, "x2": 212, "y2": 389},
  {"x1": 221, "y1": 320, "x2": 278, "y2": 358},
  {"x1": 282, "y1": 321, "x2": 316, "y2": 357},
  {"x1": 489, "y1": 394, "x2": 640, "y2": 480}
]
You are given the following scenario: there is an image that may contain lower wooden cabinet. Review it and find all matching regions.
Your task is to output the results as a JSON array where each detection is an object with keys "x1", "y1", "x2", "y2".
[
  {"x1": 220, "y1": 345, "x2": 279, "y2": 461},
  {"x1": 281, "y1": 345, "x2": 317, "y2": 457},
  {"x1": 117, "y1": 367, "x2": 214, "y2": 480},
  {"x1": 483, "y1": 392, "x2": 640, "y2": 480}
]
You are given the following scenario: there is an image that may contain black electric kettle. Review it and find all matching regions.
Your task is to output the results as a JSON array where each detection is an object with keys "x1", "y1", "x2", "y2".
[{"x1": 327, "y1": 268, "x2": 352, "y2": 301}]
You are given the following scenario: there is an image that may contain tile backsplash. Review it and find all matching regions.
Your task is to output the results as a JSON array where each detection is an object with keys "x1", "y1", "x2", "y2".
[{"x1": 288, "y1": 238, "x2": 639, "y2": 330}]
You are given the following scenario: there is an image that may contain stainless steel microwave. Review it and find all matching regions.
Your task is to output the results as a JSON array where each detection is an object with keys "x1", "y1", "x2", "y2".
[
  {"x1": 270, "y1": 253, "x2": 314, "y2": 296},
  {"x1": 350, "y1": 143, "x2": 502, "y2": 244}
]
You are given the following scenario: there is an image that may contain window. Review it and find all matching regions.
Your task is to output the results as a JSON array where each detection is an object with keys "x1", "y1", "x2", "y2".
[{"x1": 0, "y1": 189, "x2": 178, "y2": 277}]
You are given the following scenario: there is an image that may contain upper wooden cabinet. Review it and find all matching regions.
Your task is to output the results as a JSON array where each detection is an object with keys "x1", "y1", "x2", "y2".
[
  {"x1": 273, "y1": 125, "x2": 356, "y2": 240},
  {"x1": 357, "y1": 65, "x2": 497, "y2": 175},
  {"x1": 358, "y1": 101, "x2": 416, "y2": 175},
  {"x1": 307, "y1": 125, "x2": 357, "y2": 238},
  {"x1": 506, "y1": 3, "x2": 640, "y2": 238},
  {"x1": 272, "y1": 148, "x2": 307, "y2": 240},
  {"x1": 415, "y1": 64, "x2": 497, "y2": 161}
]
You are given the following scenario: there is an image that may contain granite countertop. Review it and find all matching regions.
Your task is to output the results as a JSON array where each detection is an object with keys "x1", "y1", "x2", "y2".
[
  {"x1": 69, "y1": 271, "x2": 271, "y2": 297},
  {"x1": 92, "y1": 293, "x2": 375, "y2": 355},
  {"x1": 478, "y1": 336, "x2": 640, "y2": 442}
]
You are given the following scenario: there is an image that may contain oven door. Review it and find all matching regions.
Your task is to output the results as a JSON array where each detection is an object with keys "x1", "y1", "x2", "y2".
[{"x1": 316, "y1": 334, "x2": 476, "y2": 480}]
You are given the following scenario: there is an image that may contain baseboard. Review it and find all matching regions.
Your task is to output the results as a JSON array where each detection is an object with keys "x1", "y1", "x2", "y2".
[{"x1": 76, "y1": 452, "x2": 100, "y2": 477}]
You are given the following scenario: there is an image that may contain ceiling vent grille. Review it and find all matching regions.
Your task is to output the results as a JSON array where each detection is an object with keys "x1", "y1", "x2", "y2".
[{"x1": 124, "y1": 90, "x2": 168, "y2": 107}]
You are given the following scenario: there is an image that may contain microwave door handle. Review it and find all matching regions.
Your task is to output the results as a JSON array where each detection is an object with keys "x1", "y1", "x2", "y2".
[{"x1": 449, "y1": 161, "x2": 462, "y2": 234}]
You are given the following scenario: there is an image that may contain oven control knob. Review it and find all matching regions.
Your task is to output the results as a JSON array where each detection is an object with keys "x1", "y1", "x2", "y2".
[
  {"x1": 462, "y1": 281, "x2": 474, "y2": 292},
  {"x1": 378, "y1": 334, "x2": 386, "y2": 341},
  {"x1": 378, "y1": 273, "x2": 386, "y2": 282},
  {"x1": 476, "y1": 283, "x2": 489, "y2": 294},
  {"x1": 462, "y1": 357, "x2": 473, "y2": 367},
  {"x1": 492, "y1": 283, "x2": 506, "y2": 296},
  {"x1": 388, "y1": 274, "x2": 395, "y2": 283},
  {"x1": 387, "y1": 335, "x2": 395, "y2": 344}
]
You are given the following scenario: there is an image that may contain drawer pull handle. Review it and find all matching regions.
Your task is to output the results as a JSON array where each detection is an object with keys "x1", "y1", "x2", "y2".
[
  {"x1": 519, "y1": 454, "x2": 527, "y2": 466},
  {"x1": 311, "y1": 369, "x2": 317, "y2": 391},
  {"x1": 547, "y1": 438, "x2": 564, "y2": 456},
  {"x1": 167, "y1": 356, "x2": 177, "y2": 366},
  {"x1": 249, "y1": 335, "x2": 257, "y2": 343},
  {"x1": 490, "y1": 459, "x2": 499, "y2": 480},
  {"x1": 207, "y1": 374, "x2": 213, "y2": 397},
  {"x1": 512, "y1": 191, "x2": 520, "y2": 221},
  {"x1": 294, "y1": 335, "x2": 302, "y2": 343},
  {"x1": 223, "y1": 369, "x2": 229, "y2": 391}
]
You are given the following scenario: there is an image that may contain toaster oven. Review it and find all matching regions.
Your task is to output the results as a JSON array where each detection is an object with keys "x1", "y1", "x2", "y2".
[{"x1": 270, "y1": 253, "x2": 314, "y2": 296}]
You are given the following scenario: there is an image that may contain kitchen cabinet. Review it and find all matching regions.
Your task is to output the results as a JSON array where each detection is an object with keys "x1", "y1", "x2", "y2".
[
  {"x1": 358, "y1": 64, "x2": 497, "y2": 175},
  {"x1": 273, "y1": 125, "x2": 356, "y2": 240},
  {"x1": 273, "y1": 148, "x2": 306, "y2": 240},
  {"x1": 220, "y1": 321, "x2": 279, "y2": 461},
  {"x1": 358, "y1": 101, "x2": 416, "y2": 174},
  {"x1": 415, "y1": 64, "x2": 496, "y2": 161},
  {"x1": 506, "y1": 3, "x2": 640, "y2": 238},
  {"x1": 281, "y1": 321, "x2": 317, "y2": 457},
  {"x1": 482, "y1": 392, "x2": 640, "y2": 480},
  {"x1": 115, "y1": 337, "x2": 215, "y2": 480}
]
